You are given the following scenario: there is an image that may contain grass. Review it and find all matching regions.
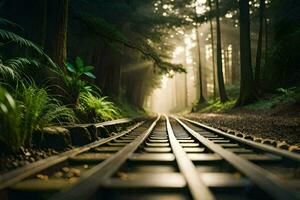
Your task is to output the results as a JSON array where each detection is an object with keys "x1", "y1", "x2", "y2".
[
  {"x1": 117, "y1": 100, "x2": 146, "y2": 118},
  {"x1": 192, "y1": 82, "x2": 239, "y2": 113},
  {"x1": 77, "y1": 91, "x2": 122, "y2": 122},
  {"x1": 0, "y1": 85, "x2": 76, "y2": 152},
  {"x1": 195, "y1": 99, "x2": 237, "y2": 113},
  {"x1": 193, "y1": 87, "x2": 300, "y2": 113},
  {"x1": 0, "y1": 87, "x2": 22, "y2": 151}
]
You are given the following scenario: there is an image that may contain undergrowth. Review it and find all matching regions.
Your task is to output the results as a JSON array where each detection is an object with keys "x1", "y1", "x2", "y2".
[
  {"x1": 0, "y1": 86, "x2": 75, "y2": 152},
  {"x1": 77, "y1": 92, "x2": 121, "y2": 122},
  {"x1": 245, "y1": 87, "x2": 300, "y2": 109}
]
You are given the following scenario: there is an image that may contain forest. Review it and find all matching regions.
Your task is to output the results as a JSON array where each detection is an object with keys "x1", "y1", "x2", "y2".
[
  {"x1": 0, "y1": 0, "x2": 299, "y2": 152},
  {"x1": 0, "y1": 1, "x2": 300, "y2": 200}
]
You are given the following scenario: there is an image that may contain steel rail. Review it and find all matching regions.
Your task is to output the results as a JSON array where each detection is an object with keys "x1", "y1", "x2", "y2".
[
  {"x1": 50, "y1": 115, "x2": 161, "y2": 200},
  {"x1": 174, "y1": 116, "x2": 298, "y2": 200},
  {"x1": 62, "y1": 117, "x2": 142, "y2": 129},
  {"x1": 165, "y1": 115, "x2": 215, "y2": 200},
  {"x1": 0, "y1": 121, "x2": 144, "y2": 190},
  {"x1": 181, "y1": 117, "x2": 300, "y2": 162}
]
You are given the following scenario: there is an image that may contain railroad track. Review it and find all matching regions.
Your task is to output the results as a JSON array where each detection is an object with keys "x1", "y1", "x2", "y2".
[{"x1": 0, "y1": 115, "x2": 299, "y2": 200}]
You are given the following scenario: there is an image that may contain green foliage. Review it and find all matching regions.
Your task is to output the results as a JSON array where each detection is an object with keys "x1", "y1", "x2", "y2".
[
  {"x1": 66, "y1": 56, "x2": 96, "y2": 79},
  {"x1": 0, "y1": 18, "x2": 57, "y2": 70},
  {"x1": 0, "y1": 87, "x2": 22, "y2": 151},
  {"x1": 0, "y1": 57, "x2": 39, "y2": 81},
  {"x1": 225, "y1": 82, "x2": 240, "y2": 99},
  {"x1": 78, "y1": 92, "x2": 121, "y2": 122},
  {"x1": 193, "y1": 99, "x2": 237, "y2": 113},
  {"x1": 117, "y1": 100, "x2": 146, "y2": 118},
  {"x1": 245, "y1": 87, "x2": 300, "y2": 109},
  {"x1": 59, "y1": 56, "x2": 98, "y2": 105},
  {"x1": 0, "y1": 85, "x2": 75, "y2": 152},
  {"x1": 0, "y1": 28, "x2": 43, "y2": 55},
  {"x1": 76, "y1": 12, "x2": 185, "y2": 74},
  {"x1": 17, "y1": 86, "x2": 76, "y2": 145}
]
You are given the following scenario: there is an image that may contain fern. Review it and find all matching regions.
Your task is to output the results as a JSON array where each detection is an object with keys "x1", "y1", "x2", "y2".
[
  {"x1": 78, "y1": 92, "x2": 121, "y2": 122},
  {"x1": 6, "y1": 57, "x2": 39, "y2": 69},
  {"x1": 17, "y1": 85, "x2": 76, "y2": 145},
  {"x1": 0, "y1": 85, "x2": 76, "y2": 151},
  {"x1": 0, "y1": 62, "x2": 17, "y2": 80},
  {"x1": 0, "y1": 57, "x2": 40, "y2": 81},
  {"x1": 0, "y1": 17, "x2": 22, "y2": 30},
  {"x1": 0, "y1": 86, "x2": 22, "y2": 151},
  {"x1": 0, "y1": 29, "x2": 43, "y2": 54}
]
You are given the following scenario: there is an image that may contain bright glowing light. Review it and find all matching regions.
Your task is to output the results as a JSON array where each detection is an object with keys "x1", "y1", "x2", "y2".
[
  {"x1": 184, "y1": 37, "x2": 192, "y2": 47},
  {"x1": 225, "y1": 12, "x2": 233, "y2": 18},
  {"x1": 196, "y1": 0, "x2": 207, "y2": 15},
  {"x1": 173, "y1": 46, "x2": 184, "y2": 56},
  {"x1": 178, "y1": 30, "x2": 185, "y2": 35},
  {"x1": 186, "y1": 57, "x2": 193, "y2": 64},
  {"x1": 191, "y1": 29, "x2": 197, "y2": 40},
  {"x1": 161, "y1": 75, "x2": 168, "y2": 89}
]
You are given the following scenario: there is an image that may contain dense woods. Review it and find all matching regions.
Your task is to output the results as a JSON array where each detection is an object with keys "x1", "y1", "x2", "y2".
[{"x1": 0, "y1": 0, "x2": 300, "y2": 151}]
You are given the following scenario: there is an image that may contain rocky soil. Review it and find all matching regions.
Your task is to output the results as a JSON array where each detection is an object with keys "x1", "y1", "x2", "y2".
[
  {"x1": 0, "y1": 147, "x2": 69, "y2": 174},
  {"x1": 186, "y1": 106, "x2": 300, "y2": 151}
]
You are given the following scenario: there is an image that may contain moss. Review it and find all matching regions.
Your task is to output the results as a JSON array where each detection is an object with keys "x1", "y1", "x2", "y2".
[{"x1": 193, "y1": 99, "x2": 237, "y2": 113}]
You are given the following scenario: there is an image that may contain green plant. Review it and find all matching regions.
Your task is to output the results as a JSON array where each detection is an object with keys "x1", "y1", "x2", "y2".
[
  {"x1": 245, "y1": 87, "x2": 300, "y2": 110},
  {"x1": 0, "y1": 87, "x2": 22, "y2": 151},
  {"x1": 0, "y1": 18, "x2": 57, "y2": 91},
  {"x1": 78, "y1": 92, "x2": 121, "y2": 122},
  {"x1": 194, "y1": 99, "x2": 237, "y2": 113},
  {"x1": 61, "y1": 56, "x2": 97, "y2": 105},
  {"x1": 0, "y1": 57, "x2": 39, "y2": 81},
  {"x1": 17, "y1": 85, "x2": 76, "y2": 146},
  {"x1": 0, "y1": 85, "x2": 76, "y2": 152},
  {"x1": 66, "y1": 56, "x2": 96, "y2": 79}
]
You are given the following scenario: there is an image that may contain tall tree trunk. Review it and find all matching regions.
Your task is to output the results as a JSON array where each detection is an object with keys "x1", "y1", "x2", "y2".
[
  {"x1": 44, "y1": 0, "x2": 69, "y2": 68},
  {"x1": 183, "y1": 45, "x2": 189, "y2": 107},
  {"x1": 194, "y1": 3, "x2": 206, "y2": 103},
  {"x1": 236, "y1": 0, "x2": 257, "y2": 106},
  {"x1": 264, "y1": 12, "x2": 268, "y2": 64},
  {"x1": 195, "y1": 24, "x2": 206, "y2": 103},
  {"x1": 232, "y1": 43, "x2": 238, "y2": 83},
  {"x1": 208, "y1": 0, "x2": 217, "y2": 99},
  {"x1": 255, "y1": 0, "x2": 265, "y2": 91},
  {"x1": 215, "y1": 0, "x2": 228, "y2": 102}
]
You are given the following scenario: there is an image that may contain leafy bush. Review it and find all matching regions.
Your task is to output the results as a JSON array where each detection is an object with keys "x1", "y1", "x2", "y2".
[{"x1": 78, "y1": 92, "x2": 121, "y2": 122}]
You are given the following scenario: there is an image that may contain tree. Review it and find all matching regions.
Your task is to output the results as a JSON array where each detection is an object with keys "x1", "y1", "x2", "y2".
[
  {"x1": 236, "y1": 0, "x2": 257, "y2": 106},
  {"x1": 255, "y1": 0, "x2": 265, "y2": 92},
  {"x1": 207, "y1": 0, "x2": 217, "y2": 99},
  {"x1": 44, "y1": 0, "x2": 69, "y2": 68},
  {"x1": 194, "y1": 3, "x2": 206, "y2": 103},
  {"x1": 215, "y1": 0, "x2": 228, "y2": 103}
]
